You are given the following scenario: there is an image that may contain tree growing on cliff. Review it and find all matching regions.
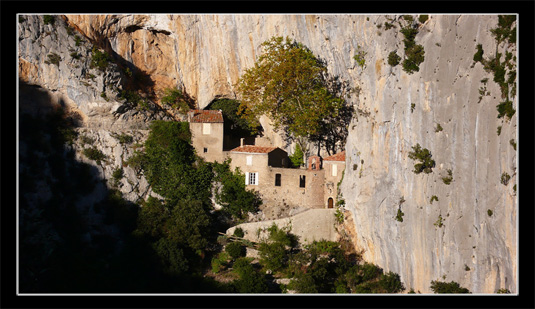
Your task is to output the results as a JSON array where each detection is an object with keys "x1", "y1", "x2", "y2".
[{"x1": 236, "y1": 36, "x2": 346, "y2": 148}]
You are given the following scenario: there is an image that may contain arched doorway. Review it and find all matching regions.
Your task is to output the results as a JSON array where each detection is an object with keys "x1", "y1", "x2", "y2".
[{"x1": 328, "y1": 197, "x2": 334, "y2": 209}]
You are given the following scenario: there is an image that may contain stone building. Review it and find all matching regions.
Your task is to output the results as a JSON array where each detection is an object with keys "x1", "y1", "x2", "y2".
[
  {"x1": 187, "y1": 109, "x2": 225, "y2": 163},
  {"x1": 187, "y1": 109, "x2": 346, "y2": 211}
]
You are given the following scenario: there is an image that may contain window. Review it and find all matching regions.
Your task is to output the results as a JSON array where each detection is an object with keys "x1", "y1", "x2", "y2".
[
  {"x1": 332, "y1": 164, "x2": 337, "y2": 177},
  {"x1": 299, "y1": 175, "x2": 306, "y2": 188},
  {"x1": 245, "y1": 172, "x2": 258, "y2": 185},
  {"x1": 246, "y1": 155, "x2": 253, "y2": 166},
  {"x1": 203, "y1": 147, "x2": 208, "y2": 153},
  {"x1": 203, "y1": 123, "x2": 211, "y2": 135},
  {"x1": 275, "y1": 173, "x2": 281, "y2": 186}
]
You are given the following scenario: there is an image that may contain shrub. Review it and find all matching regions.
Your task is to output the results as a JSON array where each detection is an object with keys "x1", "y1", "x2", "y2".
[
  {"x1": 497, "y1": 126, "x2": 502, "y2": 136},
  {"x1": 225, "y1": 242, "x2": 246, "y2": 259},
  {"x1": 418, "y1": 15, "x2": 429, "y2": 23},
  {"x1": 112, "y1": 167, "x2": 124, "y2": 186},
  {"x1": 45, "y1": 53, "x2": 61, "y2": 67},
  {"x1": 112, "y1": 132, "x2": 134, "y2": 145},
  {"x1": 211, "y1": 252, "x2": 231, "y2": 273},
  {"x1": 70, "y1": 52, "x2": 81, "y2": 60},
  {"x1": 160, "y1": 87, "x2": 191, "y2": 114},
  {"x1": 496, "y1": 100, "x2": 515, "y2": 120},
  {"x1": 434, "y1": 215, "x2": 444, "y2": 228},
  {"x1": 74, "y1": 35, "x2": 82, "y2": 46},
  {"x1": 90, "y1": 46, "x2": 111, "y2": 71},
  {"x1": 233, "y1": 227, "x2": 245, "y2": 238},
  {"x1": 442, "y1": 169, "x2": 453, "y2": 185},
  {"x1": 402, "y1": 44, "x2": 425, "y2": 74},
  {"x1": 378, "y1": 271, "x2": 405, "y2": 293},
  {"x1": 487, "y1": 209, "x2": 493, "y2": 217},
  {"x1": 435, "y1": 123, "x2": 443, "y2": 132},
  {"x1": 353, "y1": 45, "x2": 367, "y2": 68},
  {"x1": 408, "y1": 143, "x2": 435, "y2": 174},
  {"x1": 509, "y1": 139, "x2": 516, "y2": 151},
  {"x1": 500, "y1": 172, "x2": 511, "y2": 185},
  {"x1": 430, "y1": 195, "x2": 439, "y2": 204},
  {"x1": 430, "y1": 280, "x2": 470, "y2": 293},
  {"x1": 43, "y1": 15, "x2": 55, "y2": 25},
  {"x1": 82, "y1": 146, "x2": 106, "y2": 165},
  {"x1": 387, "y1": 51, "x2": 401, "y2": 67},
  {"x1": 395, "y1": 208, "x2": 404, "y2": 222},
  {"x1": 473, "y1": 44, "x2": 484, "y2": 63}
]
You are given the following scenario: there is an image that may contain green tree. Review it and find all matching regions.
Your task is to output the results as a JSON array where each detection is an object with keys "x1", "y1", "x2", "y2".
[
  {"x1": 408, "y1": 143, "x2": 435, "y2": 174},
  {"x1": 212, "y1": 159, "x2": 262, "y2": 221},
  {"x1": 236, "y1": 36, "x2": 345, "y2": 140},
  {"x1": 289, "y1": 143, "x2": 304, "y2": 168},
  {"x1": 208, "y1": 98, "x2": 258, "y2": 137},
  {"x1": 160, "y1": 87, "x2": 193, "y2": 114}
]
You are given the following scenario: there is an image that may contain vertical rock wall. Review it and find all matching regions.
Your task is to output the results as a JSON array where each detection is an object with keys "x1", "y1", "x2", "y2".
[{"x1": 21, "y1": 14, "x2": 517, "y2": 293}]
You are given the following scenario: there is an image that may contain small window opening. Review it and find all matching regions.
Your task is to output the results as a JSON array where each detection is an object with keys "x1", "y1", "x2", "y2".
[
  {"x1": 299, "y1": 175, "x2": 306, "y2": 188},
  {"x1": 275, "y1": 173, "x2": 281, "y2": 186},
  {"x1": 203, "y1": 147, "x2": 208, "y2": 153}
]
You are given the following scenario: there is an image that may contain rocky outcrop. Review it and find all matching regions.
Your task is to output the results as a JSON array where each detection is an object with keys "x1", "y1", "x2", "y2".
[{"x1": 19, "y1": 14, "x2": 517, "y2": 294}]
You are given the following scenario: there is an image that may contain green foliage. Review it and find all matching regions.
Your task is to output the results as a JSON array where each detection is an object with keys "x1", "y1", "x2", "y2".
[
  {"x1": 160, "y1": 87, "x2": 192, "y2": 114},
  {"x1": 212, "y1": 159, "x2": 262, "y2": 221},
  {"x1": 233, "y1": 227, "x2": 245, "y2": 238},
  {"x1": 70, "y1": 52, "x2": 81, "y2": 60},
  {"x1": 496, "y1": 288, "x2": 511, "y2": 294},
  {"x1": 118, "y1": 90, "x2": 152, "y2": 111},
  {"x1": 45, "y1": 53, "x2": 61, "y2": 66},
  {"x1": 496, "y1": 100, "x2": 515, "y2": 120},
  {"x1": 395, "y1": 208, "x2": 404, "y2": 222},
  {"x1": 208, "y1": 98, "x2": 258, "y2": 137},
  {"x1": 418, "y1": 15, "x2": 429, "y2": 23},
  {"x1": 430, "y1": 280, "x2": 470, "y2": 293},
  {"x1": 257, "y1": 224, "x2": 297, "y2": 272},
  {"x1": 236, "y1": 36, "x2": 346, "y2": 139},
  {"x1": 497, "y1": 126, "x2": 502, "y2": 136},
  {"x1": 434, "y1": 215, "x2": 444, "y2": 228},
  {"x1": 43, "y1": 15, "x2": 55, "y2": 25},
  {"x1": 491, "y1": 15, "x2": 517, "y2": 44},
  {"x1": 152, "y1": 237, "x2": 189, "y2": 275},
  {"x1": 82, "y1": 146, "x2": 106, "y2": 165},
  {"x1": 112, "y1": 132, "x2": 134, "y2": 145},
  {"x1": 435, "y1": 123, "x2": 443, "y2": 132},
  {"x1": 289, "y1": 143, "x2": 305, "y2": 168},
  {"x1": 500, "y1": 172, "x2": 511, "y2": 185},
  {"x1": 353, "y1": 45, "x2": 367, "y2": 68},
  {"x1": 378, "y1": 271, "x2": 405, "y2": 293},
  {"x1": 411, "y1": 103, "x2": 415, "y2": 113},
  {"x1": 111, "y1": 167, "x2": 124, "y2": 187},
  {"x1": 430, "y1": 195, "x2": 439, "y2": 204},
  {"x1": 408, "y1": 143, "x2": 435, "y2": 174},
  {"x1": 232, "y1": 258, "x2": 269, "y2": 293},
  {"x1": 473, "y1": 44, "x2": 484, "y2": 63},
  {"x1": 388, "y1": 51, "x2": 401, "y2": 67},
  {"x1": 211, "y1": 252, "x2": 231, "y2": 273},
  {"x1": 90, "y1": 46, "x2": 111, "y2": 71},
  {"x1": 509, "y1": 139, "x2": 516, "y2": 151},
  {"x1": 400, "y1": 27, "x2": 425, "y2": 74},
  {"x1": 74, "y1": 35, "x2": 82, "y2": 46},
  {"x1": 442, "y1": 169, "x2": 453, "y2": 185},
  {"x1": 225, "y1": 242, "x2": 246, "y2": 259},
  {"x1": 487, "y1": 209, "x2": 493, "y2": 217},
  {"x1": 403, "y1": 15, "x2": 414, "y2": 22}
]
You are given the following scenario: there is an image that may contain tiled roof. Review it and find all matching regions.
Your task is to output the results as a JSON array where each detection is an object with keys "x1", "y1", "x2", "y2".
[
  {"x1": 188, "y1": 109, "x2": 224, "y2": 123},
  {"x1": 229, "y1": 145, "x2": 279, "y2": 154},
  {"x1": 323, "y1": 151, "x2": 346, "y2": 162}
]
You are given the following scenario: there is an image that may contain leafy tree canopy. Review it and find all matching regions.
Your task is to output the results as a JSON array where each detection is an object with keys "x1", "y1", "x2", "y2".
[{"x1": 236, "y1": 36, "x2": 345, "y2": 140}]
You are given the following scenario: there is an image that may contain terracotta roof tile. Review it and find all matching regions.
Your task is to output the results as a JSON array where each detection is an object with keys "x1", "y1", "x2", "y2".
[
  {"x1": 188, "y1": 110, "x2": 224, "y2": 123},
  {"x1": 229, "y1": 145, "x2": 279, "y2": 154},
  {"x1": 323, "y1": 151, "x2": 346, "y2": 162}
]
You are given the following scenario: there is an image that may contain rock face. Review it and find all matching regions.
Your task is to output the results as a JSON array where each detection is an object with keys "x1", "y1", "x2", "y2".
[{"x1": 19, "y1": 14, "x2": 517, "y2": 294}]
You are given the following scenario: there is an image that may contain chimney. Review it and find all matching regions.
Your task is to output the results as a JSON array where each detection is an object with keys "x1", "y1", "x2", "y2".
[{"x1": 240, "y1": 138, "x2": 244, "y2": 147}]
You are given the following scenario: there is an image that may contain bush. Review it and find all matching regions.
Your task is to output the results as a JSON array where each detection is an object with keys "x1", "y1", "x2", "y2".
[
  {"x1": 387, "y1": 51, "x2": 401, "y2": 67},
  {"x1": 442, "y1": 169, "x2": 453, "y2": 185},
  {"x1": 473, "y1": 44, "x2": 484, "y2": 63},
  {"x1": 395, "y1": 208, "x2": 404, "y2": 222},
  {"x1": 378, "y1": 271, "x2": 405, "y2": 293},
  {"x1": 232, "y1": 257, "x2": 268, "y2": 293},
  {"x1": 233, "y1": 227, "x2": 245, "y2": 238},
  {"x1": 402, "y1": 44, "x2": 425, "y2": 74},
  {"x1": 435, "y1": 123, "x2": 443, "y2": 132},
  {"x1": 418, "y1": 15, "x2": 429, "y2": 23},
  {"x1": 90, "y1": 46, "x2": 111, "y2": 71},
  {"x1": 408, "y1": 143, "x2": 435, "y2": 174},
  {"x1": 43, "y1": 15, "x2": 55, "y2": 25},
  {"x1": 225, "y1": 242, "x2": 246, "y2": 259},
  {"x1": 430, "y1": 280, "x2": 470, "y2": 293},
  {"x1": 160, "y1": 87, "x2": 191, "y2": 114},
  {"x1": 82, "y1": 146, "x2": 106, "y2": 165},
  {"x1": 353, "y1": 45, "x2": 367, "y2": 68},
  {"x1": 45, "y1": 53, "x2": 61, "y2": 67},
  {"x1": 509, "y1": 139, "x2": 516, "y2": 151},
  {"x1": 487, "y1": 209, "x2": 493, "y2": 217},
  {"x1": 211, "y1": 252, "x2": 231, "y2": 273},
  {"x1": 500, "y1": 172, "x2": 511, "y2": 185},
  {"x1": 430, "y1": 195, "x2": 439, "y2": 204},
  {"x1": 496, "y1": 100, "x2": 515, "y2": 120}
]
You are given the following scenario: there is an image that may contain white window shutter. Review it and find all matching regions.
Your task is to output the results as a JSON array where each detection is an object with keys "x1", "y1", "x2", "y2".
[
  {"x1": 245, "y1": 172, "x2": 249, "y2": 185},
  {"x1": 255, "y1": 172, "x2": 259, "y2": 185},
  {"x1": 332, "y1": 164, "x2": 338, "y2": 177}
]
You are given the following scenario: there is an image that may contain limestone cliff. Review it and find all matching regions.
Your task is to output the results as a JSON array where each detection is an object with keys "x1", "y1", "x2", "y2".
[{"x1": 19, "y1": 14, "x2": 517, "y2": 293}]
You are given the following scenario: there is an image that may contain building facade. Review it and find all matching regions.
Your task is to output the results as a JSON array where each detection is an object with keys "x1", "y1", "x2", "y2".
[{"x1": 187, "y1": 110, "x2": 346, "y2": 210}]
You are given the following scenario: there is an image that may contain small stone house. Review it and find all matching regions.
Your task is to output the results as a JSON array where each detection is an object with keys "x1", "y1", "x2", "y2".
[
  {"x1": 187, "y1": 109, "x2": 225, "y2": 163},
  {"x1": 322, "y1": 151, "x2": 346, "y2": 208}
]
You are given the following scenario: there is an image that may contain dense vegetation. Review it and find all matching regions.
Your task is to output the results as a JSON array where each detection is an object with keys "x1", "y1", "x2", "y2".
[{"x1": 408, "y1": 143, "x2": 436, "y2": 174}]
